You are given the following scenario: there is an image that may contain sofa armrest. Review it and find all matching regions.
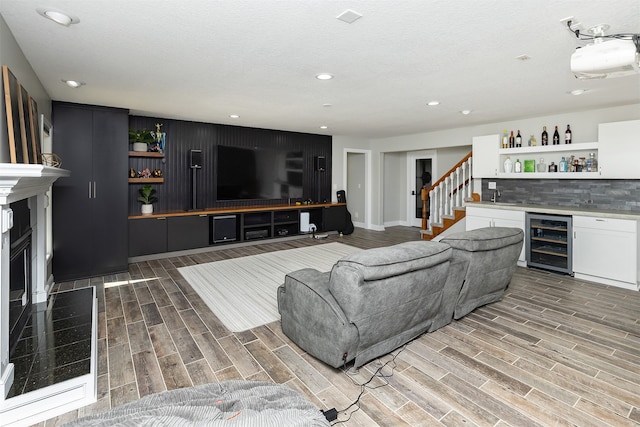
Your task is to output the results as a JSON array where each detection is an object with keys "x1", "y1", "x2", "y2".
[
  {"x1": 278, "y1": 268, "x2": 359, "y2": 368},
  {"x1": 279, "y1": 269, "x2": 349, "y2": 323}
]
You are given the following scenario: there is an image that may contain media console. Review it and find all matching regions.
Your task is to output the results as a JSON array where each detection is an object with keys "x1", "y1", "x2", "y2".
[{"x1": 128, "y1": 203, "x2": 347, "y2": 257}]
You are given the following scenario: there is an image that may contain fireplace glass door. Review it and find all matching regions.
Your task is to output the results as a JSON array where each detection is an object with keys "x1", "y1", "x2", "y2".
[{"x1": 9, "y1": 229, "x2": 32, "y2": 356}]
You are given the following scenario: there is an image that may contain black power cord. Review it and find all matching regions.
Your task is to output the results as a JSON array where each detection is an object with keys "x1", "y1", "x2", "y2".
[
  {"x1": 330, "y1": 345, "x2": 407, "y2": 425},
  {"x1": 566, "y1": 20, "x2": 640, "y2": 50}
]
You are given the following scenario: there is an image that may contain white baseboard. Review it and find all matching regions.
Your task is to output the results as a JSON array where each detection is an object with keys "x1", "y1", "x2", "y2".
[{"x1": 383, "y1": 220, "x2": 406, "y2": 227}]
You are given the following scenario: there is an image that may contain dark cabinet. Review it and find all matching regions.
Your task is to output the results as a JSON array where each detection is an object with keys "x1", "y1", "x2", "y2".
[
  {"x1": 167, "y1": 215, "x2": 209, "y2": 251},
  {"x1": 322, "y1": 205, "x2": 347, "y2": 232},
  {"x1": 129, "y1": 217, "x2": 168, "y2": 256},
  {"x1": 52, "y1": 102, "x2": 129, "y2": 280}
]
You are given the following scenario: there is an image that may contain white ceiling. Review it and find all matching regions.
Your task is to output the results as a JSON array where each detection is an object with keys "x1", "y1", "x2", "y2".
[{"x1": 1, "y1": 0, "x2": 639, "y2": 139}]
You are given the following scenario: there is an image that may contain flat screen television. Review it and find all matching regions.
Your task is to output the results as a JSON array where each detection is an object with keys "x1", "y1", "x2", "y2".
[{"x1": 216, "y1": 145, "x2": 304, "y2": 201}]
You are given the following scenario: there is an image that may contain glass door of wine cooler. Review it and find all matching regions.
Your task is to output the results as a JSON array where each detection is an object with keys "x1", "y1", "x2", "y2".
[{"x1": 526, "y1": 213, "x2": 572, "y2": 274}]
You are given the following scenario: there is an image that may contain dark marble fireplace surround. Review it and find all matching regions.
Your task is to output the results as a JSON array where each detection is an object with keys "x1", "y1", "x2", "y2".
[{"x1": 481, "y1": 178, "x2": 640, "y2": 212}]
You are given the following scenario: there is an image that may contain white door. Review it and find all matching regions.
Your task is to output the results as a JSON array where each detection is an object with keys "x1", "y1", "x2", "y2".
[
  {"x1": 346, "y1": 152, "x2": 366, "y2": 226},
  {"x1": 407, "y1": 151, "x2": 436, "y2": 227}
]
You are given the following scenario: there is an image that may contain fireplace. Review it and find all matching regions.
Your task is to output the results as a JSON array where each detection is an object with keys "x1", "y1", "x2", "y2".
[{"x1": 8, "y1": 198, "x2": 32, "y2": 357}]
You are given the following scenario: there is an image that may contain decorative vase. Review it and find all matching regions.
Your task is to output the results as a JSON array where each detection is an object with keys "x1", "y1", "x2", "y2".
[
  {"x1": 141, "y1": 204, "x2": 153, "y2": 215},
  {"x1": 133, "y1": 142, "x2": 148, "y2": 152}
]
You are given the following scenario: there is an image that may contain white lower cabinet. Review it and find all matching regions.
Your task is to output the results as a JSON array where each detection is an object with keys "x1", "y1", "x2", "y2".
[
  {"x1": 572, "y1": 216, "x2": 638, "y2": 290},
  {"x1": 466, "y1": 206, "x2": 526, "y2": 265}
]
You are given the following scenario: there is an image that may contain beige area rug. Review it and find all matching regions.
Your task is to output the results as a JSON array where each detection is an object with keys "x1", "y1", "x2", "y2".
[{"x1": 178, "y1": 242, "x2": 361, "y2": 332}]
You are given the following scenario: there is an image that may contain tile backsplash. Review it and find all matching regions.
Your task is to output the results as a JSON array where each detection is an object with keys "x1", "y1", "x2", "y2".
[{"x1": 481, "y1": 179, "x2": 640, "y2": 212}]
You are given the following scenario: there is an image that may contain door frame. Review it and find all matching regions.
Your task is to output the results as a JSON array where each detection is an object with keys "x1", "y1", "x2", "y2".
[
  {"x1": 343, "y1": 148, "x2": 372, "y2": 230},
  {"x1": 406, "y1": 150, "x2": 437, "y2": 227}
]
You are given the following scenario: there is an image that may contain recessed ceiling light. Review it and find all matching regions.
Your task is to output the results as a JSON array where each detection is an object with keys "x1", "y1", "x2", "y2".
[
  {"x1": 229, "y1": 114, "x2": 240, "y2": 118},
  {"x1": 516, "y1": 54, "x2": 531, "y2": 61},
  {"x1": 460, "y1": 109, "x2": 472, "y2": 115},
  {"x1": 320, "y1": 126, "x2": 328, "y2": 129},
  {"x1": 315, "y1": 73, "x2": 334, "y2": 80},
  {"x1": 570, "y1": 89, "x2": 587, "y2": 95},
  {"x1": 36, "y1": 8, "x2": 80, "y2": 26},
  {"x1": 322, "y1": 103, "x2": 333, "y2": 108},
  {"x1": 62, "y1": 80, "x2": 84, "y2": 88},
  {"x1": 427, "y1": 101, "x2": 440, "y2": 106}
]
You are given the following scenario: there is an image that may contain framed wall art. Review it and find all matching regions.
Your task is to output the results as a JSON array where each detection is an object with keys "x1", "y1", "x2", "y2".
[
  {"x1": 18, "y1": 83, "x2": 32, "y2": 163},
  {"x1": 28, "y1": 96, "x2": 41, "y2": 164},
  {"x1": 2, "y1": 65, "x2": 24, "y2": 163}
]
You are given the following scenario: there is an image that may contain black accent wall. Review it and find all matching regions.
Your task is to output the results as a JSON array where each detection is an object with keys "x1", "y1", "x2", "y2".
[{"x1": 128, "y1": 116, "x2": 332, "y2": 215}]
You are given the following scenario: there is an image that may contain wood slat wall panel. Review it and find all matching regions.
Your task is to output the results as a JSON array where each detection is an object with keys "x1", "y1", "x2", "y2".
[{"x1": 128, "y1": 117, "x2": 331, "y2": 215}]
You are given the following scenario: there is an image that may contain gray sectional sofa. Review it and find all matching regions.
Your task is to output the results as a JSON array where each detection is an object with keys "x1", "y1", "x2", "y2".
[{"x1": 277, "y1": 227, "x2": 523, "y2": 368}]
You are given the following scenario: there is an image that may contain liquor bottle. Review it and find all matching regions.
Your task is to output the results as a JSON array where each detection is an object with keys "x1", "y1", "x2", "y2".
[
  {"x1": 504, "y1": 156, "x2": 513, "y2": 173},
  {"x1": 552, "y1": 126, "x2": 560, "y2": 145},
  {"x1": 509, "y1": 130, "x2": 515, "y2": 148},
  {"x1": 515, "y1": 130, "x2": 522, "y2": 147},
  {"x1": 565, "y1": 124, "x2": 572, "y2": 144},
  {"x1": 514, "y1": 158, "x2": 522, "y2": 173},
  {"x1": 541, "y1": 126, "x2": 548, "y2": 146},
  {"x1": 502, "y1": 130, "x2": 508, "y2": 148},
  {"x1": 559, "y1": 157, "x2": 567, "y2": 172},
  {"x1": 589, "y1": 152, "x2": 598, "y2": 172},
  {"x1": 529, "y1": 134, "x2": 536, "y2": 146}
]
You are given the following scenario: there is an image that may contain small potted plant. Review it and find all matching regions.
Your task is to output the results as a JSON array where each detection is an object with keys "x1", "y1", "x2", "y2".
[
  {"x1": 129, "y1": 129, "x2": 156, "y2": 152},
  {"x1": 138, "y1": 184, "x2": 158, "y2": 215}
]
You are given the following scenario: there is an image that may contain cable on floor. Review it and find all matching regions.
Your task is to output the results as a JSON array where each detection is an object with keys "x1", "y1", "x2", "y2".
[{"x1": 331, "y1": 344, "x2": 407, "y2": 425}]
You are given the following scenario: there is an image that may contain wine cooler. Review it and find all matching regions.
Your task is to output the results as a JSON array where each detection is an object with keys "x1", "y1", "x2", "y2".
[{"x1": 526, "y1": 213, "x2": 572, "y2": 274}]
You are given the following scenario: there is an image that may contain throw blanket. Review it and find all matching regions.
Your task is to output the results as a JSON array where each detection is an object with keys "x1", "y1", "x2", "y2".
[{"x1": 64, "y1": 381, "x2": 329, "y2": 426}]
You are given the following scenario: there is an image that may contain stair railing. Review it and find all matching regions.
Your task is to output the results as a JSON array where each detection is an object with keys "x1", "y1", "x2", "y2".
[{"x1": 421, "y1": 151, "x2": 473, "y2": 232}]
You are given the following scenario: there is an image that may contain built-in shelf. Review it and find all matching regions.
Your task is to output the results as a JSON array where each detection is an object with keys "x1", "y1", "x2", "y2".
[
  {"x1": 497, "y1": 172, "x2": 599, "y2": 179},
  {"x1": 128, "y1": 151, "x2": 165, "y2": 158},
  {"x1": 498, "y1": 142, "x2": 599, "y2": 178},
  {"x1": 498, "y1": 142, "x2": 598, "y2": 155},
  {"x1": 129, "y1": 178, "x2": 164, "y2": 183}
]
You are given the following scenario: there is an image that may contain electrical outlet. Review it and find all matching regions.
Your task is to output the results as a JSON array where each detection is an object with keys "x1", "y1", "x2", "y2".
[
  {"x1": 354, "y1": 212, "x2": 359, "y2": 219},
  {"x1": 488, "y1": 182, "x2": 497, "y2": 190}
]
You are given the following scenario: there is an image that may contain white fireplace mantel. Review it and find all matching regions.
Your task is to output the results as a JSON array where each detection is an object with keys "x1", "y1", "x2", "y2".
[
  {"x1": 0, "y1": 164, "x2": 69, "y2": 205},
  {"x1": 0, "y1": 163, "x2": 69, "y2": 409}
]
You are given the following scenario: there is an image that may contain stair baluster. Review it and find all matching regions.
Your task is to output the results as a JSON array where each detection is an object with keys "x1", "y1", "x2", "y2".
[{"x1": 421, "y1": 151, "x2": 476, "y2": 239}]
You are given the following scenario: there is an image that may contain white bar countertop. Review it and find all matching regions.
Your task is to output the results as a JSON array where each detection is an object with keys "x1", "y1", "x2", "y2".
[{"x1": 469, "y1": 201, "x2": 640, "y2": 221}]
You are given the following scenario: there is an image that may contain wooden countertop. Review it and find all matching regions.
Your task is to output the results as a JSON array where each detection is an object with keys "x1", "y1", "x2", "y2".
[{"x1": 129, "y1": 202, "x2": 345, "y2": 219}]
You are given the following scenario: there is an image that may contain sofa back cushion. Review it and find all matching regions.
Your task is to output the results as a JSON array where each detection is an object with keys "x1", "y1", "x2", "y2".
[
  {"x1": 440, "y1": 227, "x2": 524, "y2": 318},
  {"x1": 440, "y1": 226, "x2": 523, "y2": 252},
  {"x1": 333, "y1": 241, "x2": 451, "y2": 280},
  {"x1": 328, "y1": 241, "x2": 452, "y2": 363}
]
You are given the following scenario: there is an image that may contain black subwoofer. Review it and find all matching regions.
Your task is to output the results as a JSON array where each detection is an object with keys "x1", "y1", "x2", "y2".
[{"x1": 211, "y1": 215, "x2": 236, "y2": 243}]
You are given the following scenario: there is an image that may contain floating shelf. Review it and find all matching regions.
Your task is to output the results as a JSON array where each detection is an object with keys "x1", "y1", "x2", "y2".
[
  {"x1": 129, "y1": 178, "x2": 164, "y2": 183},
  {"x1": 128, "y1": 151, "x2": 165, "y2": 158},
  {"x1": 497, "y1": 172, "x2": 599, "y2": 179},
  {"x1": 498, "y1": 142, "x2": 598, "y2": 155}
]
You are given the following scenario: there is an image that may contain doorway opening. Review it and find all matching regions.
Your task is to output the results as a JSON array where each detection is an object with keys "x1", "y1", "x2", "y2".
[{"x1": 407, "y1": 151, "x2": 436, "y2": 227}]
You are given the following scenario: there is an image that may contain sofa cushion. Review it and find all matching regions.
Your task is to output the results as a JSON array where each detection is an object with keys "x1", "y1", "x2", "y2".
[
  {"x1": 440, "y1": 227, "x2": 523, "y2": 252},
  {"x1": 334, "y1": 241, "x2": 451, "y2": 281}
]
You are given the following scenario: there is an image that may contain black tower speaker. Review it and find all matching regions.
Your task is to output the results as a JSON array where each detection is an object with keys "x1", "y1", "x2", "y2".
[
  {"x1": 315, "y1": 156, "x2": 326, "y2": 172},
  {"x1": 190, "y1": 149, "x2": 202, "y2": 169},
  {"x1": 337, "y1": 190, "x2": 346, "y2": 203}
]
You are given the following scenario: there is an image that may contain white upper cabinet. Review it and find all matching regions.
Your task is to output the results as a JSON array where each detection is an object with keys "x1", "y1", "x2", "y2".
[
  {"x1": 598, "y1": 119, "x2": 640, "y2": 179},
  {"x1": 472, "y1": 134, "x2": 499, "y2": 178}
]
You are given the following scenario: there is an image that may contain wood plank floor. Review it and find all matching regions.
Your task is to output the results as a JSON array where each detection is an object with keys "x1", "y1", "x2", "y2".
[{"x1": 37, "y1": 226, "x2": 640, "y2": 426}]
